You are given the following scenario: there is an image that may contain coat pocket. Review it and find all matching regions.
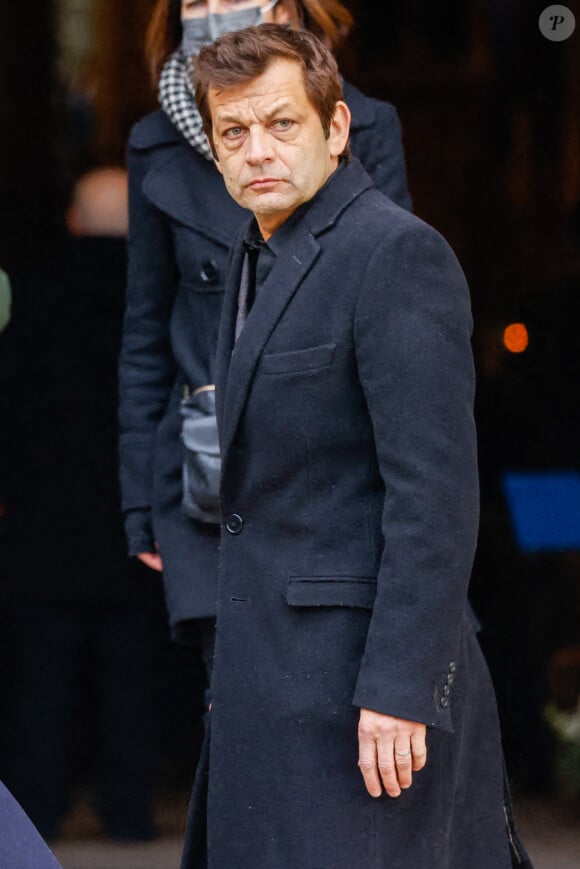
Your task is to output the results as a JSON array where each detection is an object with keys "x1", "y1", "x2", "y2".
[
  {"x1": 286, "y1": 576, "x2": 376, "y2": 609},
  {"x1": 259, "y1": 342, "x2": 336, "y2": 375}
]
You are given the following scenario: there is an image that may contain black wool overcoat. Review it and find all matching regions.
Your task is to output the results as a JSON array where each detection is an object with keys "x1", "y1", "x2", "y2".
[
  {"x1": 119, "y1": 82, "x2": 412, "y2": 639},
  {"x1": 182, "y1": 159, "x2": 531, "y2": 868}
]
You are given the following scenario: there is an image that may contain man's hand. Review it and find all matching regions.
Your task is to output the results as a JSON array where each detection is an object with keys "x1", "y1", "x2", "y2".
[
  {"x1": 358, "y1": 709, "x2": 427, "y2": 798},
  {"x1": 137, "y1": 551, "x2": 163, "y2": 572}
]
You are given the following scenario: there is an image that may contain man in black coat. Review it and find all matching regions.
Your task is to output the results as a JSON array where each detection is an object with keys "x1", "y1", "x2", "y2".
[
  {"x1": 119, "y1": 0, "x2": 412, "y2": 648},
  {"x1": 182, "y1": 24, "x2": 532, "y2": 869}
]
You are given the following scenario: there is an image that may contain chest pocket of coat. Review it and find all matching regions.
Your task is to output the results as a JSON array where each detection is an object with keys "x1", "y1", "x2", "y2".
[{"x1": 259, "y1": 342, "x2": 336, "y2": 375}]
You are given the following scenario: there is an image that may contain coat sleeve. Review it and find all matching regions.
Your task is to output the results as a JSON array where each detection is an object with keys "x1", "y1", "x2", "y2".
[
  {"x1": 351, "y1": 101, "x2": 412, "y2": 212},
  {"x1": 351, "y1": 218, "x2": 478, "y2": 731},
  {"x1": 118, "y1": 139, "x2": 178, "y2": 554}
]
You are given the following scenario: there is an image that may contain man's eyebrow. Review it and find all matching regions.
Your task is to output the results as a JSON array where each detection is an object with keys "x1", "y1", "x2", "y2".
[
  {"x1": 261, "y1": 100, "x2": 296, "y2": 122},
  {"x1": 216, "y1": 100, "x2": 297, "y2": 127}
]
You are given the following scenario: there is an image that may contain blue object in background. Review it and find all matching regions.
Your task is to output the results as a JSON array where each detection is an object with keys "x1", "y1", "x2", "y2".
[{"x1": 502, "y1": 471, "x2": 580, "y2": 553}]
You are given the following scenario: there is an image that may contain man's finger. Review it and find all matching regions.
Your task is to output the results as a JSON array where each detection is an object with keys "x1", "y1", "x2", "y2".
[
  {"x1": 357, "y1": 733, "x2": 382, "y2": 798},
  {"x1": 393, "y1": 739, "x2": 413, "y2": 790},
  {"x1": 377, "y1": 738, "x2": 401, "y2": 798},
  {"x1": 411, "y1": 729, "x2": 428, "y2": 772}
]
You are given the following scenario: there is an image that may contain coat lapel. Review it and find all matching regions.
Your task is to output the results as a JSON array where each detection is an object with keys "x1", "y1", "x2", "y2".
[
  {"x1": 143, "y1": 147, "x2": 247, "y2": 247},
  {"x1": 219, "y1": 228, "x2": 320, "y2": 460},
  {"x1": 217, "y1": 158, "x2": 375, "y2": 461},
  {"x1": 215, "y1": 240, "x2": 246, "y2": 444}
]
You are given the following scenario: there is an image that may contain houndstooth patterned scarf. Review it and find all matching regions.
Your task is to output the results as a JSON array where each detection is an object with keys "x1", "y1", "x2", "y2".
[{"x1": 158, "y1": 51, "x2": 214, "y2": 161}]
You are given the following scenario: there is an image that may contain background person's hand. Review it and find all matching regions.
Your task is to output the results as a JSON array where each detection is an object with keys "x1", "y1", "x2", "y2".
[
  {"x1": 358, "y1": 709, "x2": 427, "y2": 798},
  {"x1": 137, "y1": 551, "x2": 163, "y2": 572}
]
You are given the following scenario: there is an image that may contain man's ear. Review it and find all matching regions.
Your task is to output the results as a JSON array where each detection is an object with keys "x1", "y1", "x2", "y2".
[{"x1": 328, "y1": 101, "x2": 351, "y2": 158}]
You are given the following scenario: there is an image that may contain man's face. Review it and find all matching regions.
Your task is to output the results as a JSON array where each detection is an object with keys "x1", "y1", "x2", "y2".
[{"x1": 208, "y1": 58, "x2": 351, "y2": 239}]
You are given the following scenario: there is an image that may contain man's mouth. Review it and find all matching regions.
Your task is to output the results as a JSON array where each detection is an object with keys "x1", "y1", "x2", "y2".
[{"x1": 247, "y1": 178, "x2": 282, "y2": 190}]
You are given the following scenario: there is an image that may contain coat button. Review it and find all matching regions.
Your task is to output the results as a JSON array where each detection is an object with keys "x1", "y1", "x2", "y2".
[
  {"x1": 449, "y1": 662, "x2": 457, "y2": 673},
  {"x1": 447, "y1": 674, "x2": 455, "y2": 685},
  {"x1": 441, "y1": 697, "x2": 449, "y2": 708},
  {"x1": 226, "y1": 513, "x2": 244, "y2": 535},
  {"x1": 443, "y1": 685, "x2": 451, "y2": 696}
]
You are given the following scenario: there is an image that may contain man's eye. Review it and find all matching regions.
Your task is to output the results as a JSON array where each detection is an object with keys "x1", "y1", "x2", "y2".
[
  {"x1": 271, "y1": 119, "x2": 293, "y2": 131},
  {"x1": 224, "y1": 127, "x2": 244, "y2": 139}
]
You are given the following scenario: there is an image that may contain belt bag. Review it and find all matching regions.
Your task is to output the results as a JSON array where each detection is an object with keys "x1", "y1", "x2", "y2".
[{"x1": 180, "y1": 385, "x2": 221, "y2": 524}]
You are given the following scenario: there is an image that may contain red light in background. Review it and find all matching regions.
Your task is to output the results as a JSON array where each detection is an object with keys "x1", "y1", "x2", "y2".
[{"x1": 503, "y1": 323, "x2": 529, "y2": 353}]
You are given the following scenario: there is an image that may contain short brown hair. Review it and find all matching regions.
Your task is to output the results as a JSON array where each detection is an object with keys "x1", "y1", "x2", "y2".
[
  {"x1": 145, "y1": 0, "x2": 354, "y2": 86},
  {"x1": 194, "y1": 24, "x2": 346, "y2": 157}
]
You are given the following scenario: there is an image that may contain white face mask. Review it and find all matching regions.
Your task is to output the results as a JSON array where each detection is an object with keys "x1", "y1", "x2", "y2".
[{"x1": 181, "y1": 0, "x2": 280, "y2": 57}]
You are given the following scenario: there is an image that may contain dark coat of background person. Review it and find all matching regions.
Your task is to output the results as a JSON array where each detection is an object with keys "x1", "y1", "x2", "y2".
[
  {"x1": 0, "y1": 228, "x2": 162, "y2": 841},
  {"x1": 119, "y1": 81, "x2": 412, "y2": 642},
  {"x1": 182, "y1": 158, "x2": 530, "y2": 868}
]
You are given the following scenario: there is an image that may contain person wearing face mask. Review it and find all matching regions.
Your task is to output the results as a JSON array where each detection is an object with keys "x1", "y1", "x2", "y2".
[
  {"x1": 119, "y1": 0, "x2": 412, "y2": 678},
  {"x1": 181, "y1": 0, "x2": 282, "y2": 53}
]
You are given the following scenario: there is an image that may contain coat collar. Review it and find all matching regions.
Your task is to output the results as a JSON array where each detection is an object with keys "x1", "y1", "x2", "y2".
[
  {"x1": 216, "y1": 157, "x2": 374, "y2": 458},
  {"x1": 130, "y1": 109, "x2": 183, "y2": 149},
  {"x1": 142, "y1": 147, "x2": 246, "y2": 246}
]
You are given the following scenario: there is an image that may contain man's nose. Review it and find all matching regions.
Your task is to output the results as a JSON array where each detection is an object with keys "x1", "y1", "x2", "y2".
[{"x1": 245, "y1": 127, "x2": 274, "y2": 165}]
